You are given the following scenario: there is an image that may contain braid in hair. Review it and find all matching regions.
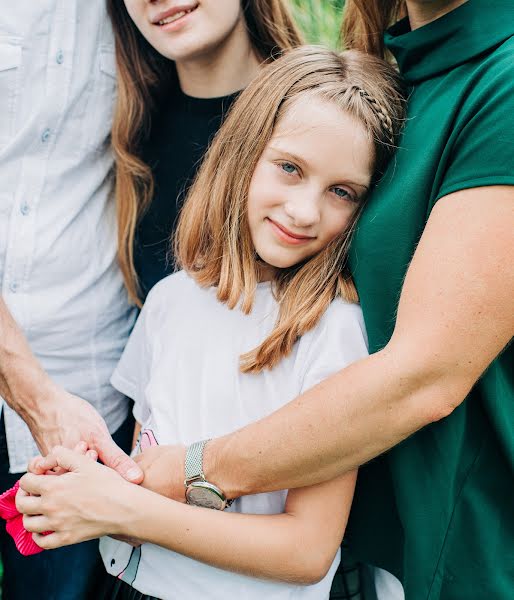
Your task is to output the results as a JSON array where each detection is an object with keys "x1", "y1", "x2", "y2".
[{"x1": 352, "y1": 86, "x2": 395, "y2": 146}]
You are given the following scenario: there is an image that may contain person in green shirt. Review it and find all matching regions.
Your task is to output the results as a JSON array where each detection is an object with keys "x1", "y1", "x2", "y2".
[{"x1": 16, "y1": 1, "x2": 513, "y2": 599}]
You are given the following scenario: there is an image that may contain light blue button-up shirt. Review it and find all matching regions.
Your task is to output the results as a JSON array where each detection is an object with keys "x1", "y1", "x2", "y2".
[{"x1": 0, "y1": 1, "x2": 136, "y2": 472}]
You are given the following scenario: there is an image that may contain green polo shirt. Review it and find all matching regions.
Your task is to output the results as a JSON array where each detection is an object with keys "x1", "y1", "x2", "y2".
[{"x1": 346, "y1": 1, "x2": 514, "y2": 599}]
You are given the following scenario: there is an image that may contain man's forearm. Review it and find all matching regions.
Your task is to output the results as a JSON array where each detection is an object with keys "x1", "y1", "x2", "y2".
[
  {"x1": 0, "y1": 297, "x2": 54, "y2": 423},
  {"x1": 204, "y1": 342, "x2": 471, "y2": 498}
]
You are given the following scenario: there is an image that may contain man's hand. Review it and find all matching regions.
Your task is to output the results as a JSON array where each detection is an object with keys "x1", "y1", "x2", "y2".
[
  {"x1": 26, "y1": 386, "x2": 143, "y2": 484},
  {"x1": 133, "y1": 444, "x2": 186, "y2": 501}
]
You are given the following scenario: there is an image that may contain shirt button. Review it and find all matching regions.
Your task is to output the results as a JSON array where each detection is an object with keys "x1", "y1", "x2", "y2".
[
  {"x1": 56, "y1": 50, "x2": 64, "y2": 64},
  {"x1": 41, "y1": 128, "x2": 51, "y2": 143},
  {"x1": 20, "y1": 203, "x2": 30, "y2": 216},
  {"x1": 9, "y1": 282, "x2": 19, "y2": 293}
]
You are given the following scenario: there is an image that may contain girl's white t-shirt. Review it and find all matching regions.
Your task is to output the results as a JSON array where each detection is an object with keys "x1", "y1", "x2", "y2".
[{"x1": 100, "y1": 270, "x2": 369, "y2": 600}]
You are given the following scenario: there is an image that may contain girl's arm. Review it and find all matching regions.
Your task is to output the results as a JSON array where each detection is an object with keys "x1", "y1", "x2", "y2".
[
  {"x1": 130, "y1": 185, "x2": 514, "y2": 499},
  {"x1": 18, "y1": 450, "x2": 356, "y2": 585}
]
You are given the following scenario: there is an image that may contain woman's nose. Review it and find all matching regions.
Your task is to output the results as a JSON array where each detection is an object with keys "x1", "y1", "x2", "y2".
[{"x1": 283, "y1": 189, "x2": 321, "y2": 228}]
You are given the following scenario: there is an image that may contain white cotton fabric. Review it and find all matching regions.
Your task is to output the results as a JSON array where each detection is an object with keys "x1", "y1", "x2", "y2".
[
  {"x1": 375, "y1": 567, "x2": 405, "y2": 600},
  {"x1": 0, "y1": 1, "x2": 136, "y2": 472},
  {"x1": 101, "y1": 270, "x2": 369, "y2": 600}
]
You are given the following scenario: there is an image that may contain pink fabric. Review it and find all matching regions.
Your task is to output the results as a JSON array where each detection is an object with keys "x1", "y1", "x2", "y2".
[{"x1": 0, "y1": 480, "x2": 51, "y2": 556}]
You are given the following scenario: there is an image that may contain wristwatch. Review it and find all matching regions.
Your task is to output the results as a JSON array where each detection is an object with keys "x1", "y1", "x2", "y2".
[{"x1": 184, "y1": 439, "x2": 233, "y2": 510}]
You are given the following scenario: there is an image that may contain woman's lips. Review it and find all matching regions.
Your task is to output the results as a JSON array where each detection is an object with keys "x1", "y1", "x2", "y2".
[
  {"x1": 152, "y1": 3, "x2": 199, "y2": 29},
  {"x1": 267, "y1": 218, "x2": 315, "y2": 245}
]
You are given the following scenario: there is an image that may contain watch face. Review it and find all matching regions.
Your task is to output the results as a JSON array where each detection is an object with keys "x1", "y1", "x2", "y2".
[{"x1": 186, "y1": 482, "x2": 225, "y2": 510}]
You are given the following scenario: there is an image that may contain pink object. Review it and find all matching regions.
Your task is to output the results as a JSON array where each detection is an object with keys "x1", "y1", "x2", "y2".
[{"x1": 0, "y1": 480, "x2": 51, "y2": 556}]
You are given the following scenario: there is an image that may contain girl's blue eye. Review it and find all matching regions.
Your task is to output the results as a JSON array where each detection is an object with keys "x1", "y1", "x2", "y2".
[
  {"x1": 332, "y1": 186, "x2": 356, "y2": 202},
  {"x1": 281, "y1": 162, "x2": 297, "y2": 175}
]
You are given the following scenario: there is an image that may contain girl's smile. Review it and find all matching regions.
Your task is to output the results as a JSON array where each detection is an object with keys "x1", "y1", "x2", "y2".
[{"x1": 266, "y1": 218, "x2": 316, "y2": 246}]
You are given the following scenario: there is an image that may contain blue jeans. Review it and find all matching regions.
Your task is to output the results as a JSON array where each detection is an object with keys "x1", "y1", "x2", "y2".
[{"x1": 0, "y1": 411, "x2": 134, "y2": 600}]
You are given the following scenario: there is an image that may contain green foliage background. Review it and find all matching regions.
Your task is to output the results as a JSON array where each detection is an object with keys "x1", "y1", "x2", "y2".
[{"x1": 290, "y1": 0, "x2": 345, "y2": 48}]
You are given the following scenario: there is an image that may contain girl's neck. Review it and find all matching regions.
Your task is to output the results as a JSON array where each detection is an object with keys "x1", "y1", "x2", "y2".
[
  {"x1": 406, "y1": 0, "x2": 468, "y2": 30},
  {"x1": 257, "y1": 261, "x2": 277, "y2": 283},
  {"x1": 175, "y1": 19, "x2": 261, "y2": 98}
]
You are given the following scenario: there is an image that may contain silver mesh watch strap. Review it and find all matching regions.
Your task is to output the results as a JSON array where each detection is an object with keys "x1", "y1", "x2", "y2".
[{"x1": 184, "y1": 439, "x2": 210, "y2": 486}]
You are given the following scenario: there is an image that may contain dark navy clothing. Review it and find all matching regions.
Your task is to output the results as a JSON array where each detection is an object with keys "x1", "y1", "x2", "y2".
[{"x1": 134, "y1": 88, "x2": 238, "y2": 300}]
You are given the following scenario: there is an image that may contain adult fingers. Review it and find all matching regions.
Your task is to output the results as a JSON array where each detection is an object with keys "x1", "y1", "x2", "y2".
[{"x1": 95, "y1": 435, "x2": 143, "y2": 484}]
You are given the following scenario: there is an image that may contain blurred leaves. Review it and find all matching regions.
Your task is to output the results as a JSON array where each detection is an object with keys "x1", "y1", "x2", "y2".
[{"x1": 290, "y1": 0, "x2": 345, "y2": 48}]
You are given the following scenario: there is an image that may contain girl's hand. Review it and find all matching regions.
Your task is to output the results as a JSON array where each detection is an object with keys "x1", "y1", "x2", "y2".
[
  {"x1": 27, "y1": 441, "x2": 97, "y2": 475},
  {"x1": 16, "y1": 447, "x2": 138, "y2": 549}
]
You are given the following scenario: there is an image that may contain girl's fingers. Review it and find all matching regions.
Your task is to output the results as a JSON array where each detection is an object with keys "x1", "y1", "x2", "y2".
[
  {"x1": 32, "y1": 532, "x2": 62, "y2": 550},
  {"x1": 86, "y1": 449, "x2": 98, "y2": 461},
  {"x1": 18, "y1": 473, "x2": 48, "y2": 496},
  {"x1": 22, "y1": 514, "x2": 52, "y2": 534},
  {"x1": 15, "y1": 492, "x2": 42, "y2": 516},
  {"x1": 27, "y1": 455, "x2": 47, "y2": 475},
  {"x1": 74, "y1": 441, "x2": 88, "y2": 455},
  {"x1": 28, "y1": 455, "x2": 59, "y2": 474}
]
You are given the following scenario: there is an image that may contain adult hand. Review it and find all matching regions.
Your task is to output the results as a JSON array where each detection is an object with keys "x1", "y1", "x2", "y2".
[
  {"x1": 26, "y1": 386, "x2": 143, "y2": 484},
  {"x1": 17, "y1": 447, "x2": 140, "y2": 549},
  {"x1": 133, "y1": 444, "x2": 186, "y2": 501}
]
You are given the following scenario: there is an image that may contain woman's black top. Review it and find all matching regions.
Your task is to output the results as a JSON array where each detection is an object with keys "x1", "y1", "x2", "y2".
[{"x1": 134, "y1": 87, "x2": 238, "y2": 300}]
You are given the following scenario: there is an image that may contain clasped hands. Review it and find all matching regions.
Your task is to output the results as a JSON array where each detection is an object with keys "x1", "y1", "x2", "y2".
[{"x1": 15, "y1": 443, "x2": 187, "y2": 550}]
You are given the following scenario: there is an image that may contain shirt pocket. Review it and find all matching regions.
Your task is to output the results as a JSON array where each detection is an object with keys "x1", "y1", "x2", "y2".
[
  {"x1": 0, "y1": 40, "x2": 22, "y2": 151},
  {"x1": 82, "y1": 45, "x2": 117, "y2": 154}
]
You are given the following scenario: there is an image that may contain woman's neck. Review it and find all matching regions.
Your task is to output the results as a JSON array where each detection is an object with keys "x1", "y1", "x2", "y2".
[
  {"x1": 175, "y1": 19, "x2": 261, "y2": 98},
  {"x1": 406, "y1": 0, "x2": 468, "y2": 30}
]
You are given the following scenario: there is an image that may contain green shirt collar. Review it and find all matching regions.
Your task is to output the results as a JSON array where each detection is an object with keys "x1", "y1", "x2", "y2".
[{"x1": 385, "y1": 0, "x2": 514, "y2": 82}]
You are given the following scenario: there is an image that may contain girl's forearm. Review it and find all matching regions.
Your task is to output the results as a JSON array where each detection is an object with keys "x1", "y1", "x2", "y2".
[{"x1": 122, "y1": 485, "x2": 332, "y2": 585}]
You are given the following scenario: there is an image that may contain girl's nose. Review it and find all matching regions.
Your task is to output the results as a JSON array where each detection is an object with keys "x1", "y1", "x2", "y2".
[{"x1": 283, "y1": 189, "x2": 321, "y2": 228}]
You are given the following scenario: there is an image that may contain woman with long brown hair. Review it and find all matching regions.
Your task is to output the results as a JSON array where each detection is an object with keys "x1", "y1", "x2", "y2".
[{"x1": 106, "y1": 0, "x2": 301, "y2": 305}]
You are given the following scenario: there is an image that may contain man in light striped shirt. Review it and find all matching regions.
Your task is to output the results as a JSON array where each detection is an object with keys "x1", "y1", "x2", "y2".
[{"x1": 0, "y1": 3, "x2": 143, "y2": 598}]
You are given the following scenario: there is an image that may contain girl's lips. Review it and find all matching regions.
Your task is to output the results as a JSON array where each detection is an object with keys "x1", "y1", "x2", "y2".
[{"x1": 267, "y1": 218, "x2": 315, "y2": 245}]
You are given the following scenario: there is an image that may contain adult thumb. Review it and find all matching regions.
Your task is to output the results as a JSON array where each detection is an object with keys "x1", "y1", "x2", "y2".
[{"x1": 95, "y1": 435, "x2": 144, "y2": 484}]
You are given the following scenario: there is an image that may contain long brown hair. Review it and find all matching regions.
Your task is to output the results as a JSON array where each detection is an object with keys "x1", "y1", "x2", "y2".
[
  {"x1": 106, "y1": 1, "x2": 303, "y2": 306},
  {"x1": 342, "y1": 1, "x2": 406, "y2": 57},
  {"x1": 175, "y1": 46, "x2": 405, "y2": 373}
]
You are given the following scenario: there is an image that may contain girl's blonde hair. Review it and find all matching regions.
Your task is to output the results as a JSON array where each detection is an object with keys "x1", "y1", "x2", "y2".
[
  {"x1": 106, "y1": 0, "x2": 303, "y2": 306},
  {"x1": 342, "y1": 1, "x2": 407, "y2": 58},
  {"x1": 175, "y1": 46, "x2": 405, "y2": 373}
]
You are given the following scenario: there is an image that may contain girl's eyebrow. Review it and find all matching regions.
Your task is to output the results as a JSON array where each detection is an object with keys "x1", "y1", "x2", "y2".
[{"x1": 268, "y1": 146, "x2": 370, "y2": 191}]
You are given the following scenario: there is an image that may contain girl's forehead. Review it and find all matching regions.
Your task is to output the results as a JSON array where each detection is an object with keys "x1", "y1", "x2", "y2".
[
  {"x1": 273, "y1": 95, "x2": 364, "y2": 140},
  {"x1": 268, "y1": 96, "x2": 374, "y2": 183}
]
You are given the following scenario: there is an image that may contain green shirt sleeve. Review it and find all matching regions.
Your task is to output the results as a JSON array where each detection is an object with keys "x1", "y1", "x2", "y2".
[{"x1": 437, "y1": 43, "x2": 514, "y2": 200}]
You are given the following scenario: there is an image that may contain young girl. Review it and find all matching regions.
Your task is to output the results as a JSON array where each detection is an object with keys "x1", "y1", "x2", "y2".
[
  {"x1": 106, "y1": 0, "x2": 301, "y2": 303},
  {"x1": 18, "y1": 46, "x2": 405, "y2": 599}
]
